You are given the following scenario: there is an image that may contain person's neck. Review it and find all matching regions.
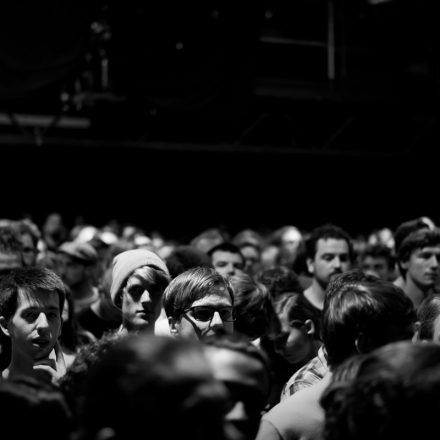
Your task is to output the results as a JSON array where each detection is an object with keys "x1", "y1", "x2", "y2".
[
  {"x1": 304, "y1": 279, "x2": 326, "y2": 311},
  {"x1": 403, "y1": 276, "x2": 433, "y2": 308}
]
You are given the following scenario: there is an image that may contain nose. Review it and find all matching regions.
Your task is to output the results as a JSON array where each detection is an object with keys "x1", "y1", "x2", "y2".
[
  {"x1": 225, "y1": 401, "x2": 248, "y2": 422},
  {"x1": 430, "y1": 255, "x2": 439, "y2": 268},
  {"x1": 140, "y1": 289, "x2": 152, "y2": 306},
  {"x1": 210, "y1": 310, "x2": 224, "y2": 329},
  {"x1": 36, "y1": 313, "x2": 49, "y2": 330},
  {"x1": 332, "y1": 257, "x2": 341, "y2": 270}
]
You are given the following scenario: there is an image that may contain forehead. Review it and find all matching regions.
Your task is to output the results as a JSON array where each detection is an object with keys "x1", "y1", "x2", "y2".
[
  {"x1": 205, "y1": 347, "x2": 268, "y2": 391},
  {"x1": 191, "y1": 291, "x2": 233, "y2": 308},
  {"x1": 17, "y1": 288, "x2": 60, "y2": 310},
  {"x1": 413, "y1": 245, "x2": 440, "y2": 256},
  {"x1": 212, "y1": 251, "x2": 243, "y2": 262},
  {"x1": 363, "y1": 256, "x2": 387, "y2": 265},
  {"x1": 316, "y1": 238, "x2": 349, "y2": 254}
]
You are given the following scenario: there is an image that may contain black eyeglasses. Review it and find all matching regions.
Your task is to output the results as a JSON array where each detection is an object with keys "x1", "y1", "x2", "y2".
[{"x1": 183, "y1": 306, "x2": 235, "y2": 322}]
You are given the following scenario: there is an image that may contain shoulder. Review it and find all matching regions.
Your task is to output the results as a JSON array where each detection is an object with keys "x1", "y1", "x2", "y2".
[
  {"x1": 260, "y1": 379, "x2": 329, "y2": 440},
  {"x1": 281, "y1": 348, "x2": 328, "y2": 399}
]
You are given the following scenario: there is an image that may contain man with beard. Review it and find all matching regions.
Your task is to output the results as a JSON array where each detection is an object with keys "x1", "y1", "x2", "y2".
[
  {"x1": 303, "y1": 224, "x2": 353, "y2": 312},
  {"x1": 0, "y1": 267, "x2": 66, "y2": 385},
  {"x1": 110, "y1": 249, "x2": 170, "y2": 333}
]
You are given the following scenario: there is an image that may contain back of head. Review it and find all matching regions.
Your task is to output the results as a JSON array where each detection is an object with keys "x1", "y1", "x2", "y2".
[
  {"x1": 81, "y1": 333, "x2": 227, "y2": 440},
  {"x1": 166, "y1": 245, "x2": 213, "y2": 279},
  {"x1": 256, "y1": 266, "x2": 303, "y2": 300},
  {"x1": 322, "y1": 341, "x2": 440, "y2": 440},
  {"x1": 0, "y1": 266, "x2": 66, "y2": 321},
  {"x1": 0, "y1": 376, "x2": 72, "y2": 440},
  {"x1": 229, "y1": 273, "x2": 275, "y2": 341},
  {"x1": 322, "y1": 270, "x2": 416, "y2": 369}
]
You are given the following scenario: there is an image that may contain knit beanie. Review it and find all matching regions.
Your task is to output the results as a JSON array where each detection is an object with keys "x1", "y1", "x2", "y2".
[{"x1": 110, "y1": 249, "x2": 170, "y2": 306}]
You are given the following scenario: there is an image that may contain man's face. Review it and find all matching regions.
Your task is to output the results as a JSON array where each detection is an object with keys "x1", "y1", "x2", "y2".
[
  {"x1": 362, "y1": 256, "x2": 391, "y2": 281},
  {"x1": 57, "y1": 254, "x2": 87, "y2": 288},
  {"x1": 212, "y1": 251, "x2": 244, "y2": 278},
  {"x1": 171, "y1": 289, "x2": 234, "y2": 340},
  {"x1": 1, "y1": 289, "x2": 61, "y2": 362},
  {"x1": 307, "y1": 238, "x2": 351, "y2": 288},
  {"x1": 121, "y1": 269, "x2": 163, "y2": 332},
  {"x1": 403, "y1": 246, "x2": 440, "y2": 289},
  {"x1": 204, "y1": 347, "x2": 269, "y2": 440}
]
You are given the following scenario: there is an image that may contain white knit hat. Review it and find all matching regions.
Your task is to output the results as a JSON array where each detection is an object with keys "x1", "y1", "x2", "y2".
[{"x1": 110, "y1": 249, "x2": 169, "y2": 306}]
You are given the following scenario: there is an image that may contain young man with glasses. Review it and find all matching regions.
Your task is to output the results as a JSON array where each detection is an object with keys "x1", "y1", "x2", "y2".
[{"x1": 164, "y1": 266, "x2": 235, "y2": 340}]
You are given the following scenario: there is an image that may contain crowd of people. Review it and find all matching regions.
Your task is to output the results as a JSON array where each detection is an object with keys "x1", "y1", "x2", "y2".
[{"x1": 1, "y1": 212, "x2": 440, "y2": 440}]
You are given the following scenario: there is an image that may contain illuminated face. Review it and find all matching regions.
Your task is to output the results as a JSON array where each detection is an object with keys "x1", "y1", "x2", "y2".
[
  {"x1": 170, "y1": 289, "x2": 234, "y2": 340},
  {"x1": 1, "y1": 289, "x2": 61, "y2": 362},
  {"x1": 403, "y1": 246, "x2": 440, "y2": 290},
  {"x1": 121, "y1": 268, "x2": 164, "y2": 333},
  {"x1": 307, "y1": 238, "x2": 351, "y2": 288},
  {"x1": 212, "y1": 251, "x2": 244, "y2": 279}
]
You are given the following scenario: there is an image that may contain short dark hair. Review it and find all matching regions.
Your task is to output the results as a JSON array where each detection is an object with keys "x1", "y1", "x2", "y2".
[
  {"x1": 163, "y1": 266, "x2": 234, "y2": 319},
  {"x1": 256, "y1": 266, "x2": 303, "y2": 300},
  {"x1": 394, "y1": 217, "x2": 432, "y2": 255},
  {"x1": 273, "y1": 292, "x2": 322, "y2": 341},
  {"x1": 229, "y1": 273, "x2": 275, "y2": 340},
  {"x1": 305, "y1": 224, "x2": 353, "y2": 261},
  {"x1": 321, "y1": 341, "x2": 440, "y2": 440},
  {"x1": 322, "y1": 270, "x2": 416, "y2": 369},
  {"x1": 361, "y1": 244, "x2": 395, "y2": 269},
  {"x1": 203, "y1": 332, "x2": 271, "y2": 379},
  {"x1": 0, "y1": 267, "x2": 66, "y2": 321},
  {"x1": 0, "y1": 376, "x2": 72, "y2": 440},
  {"x1": 81, "y1": 334, "x2": 227, "y2": 440},
  {"x1": 397, "y1": 229, "x2": 440, "y2": 276},
  {"x1": 165, "y1": 245, "x2": 213, "y2": 279}
]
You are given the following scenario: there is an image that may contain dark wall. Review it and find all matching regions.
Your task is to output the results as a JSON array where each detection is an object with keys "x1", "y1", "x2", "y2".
[{"x1": 2, "y1": 142, "x2": 437, "y2": 241}]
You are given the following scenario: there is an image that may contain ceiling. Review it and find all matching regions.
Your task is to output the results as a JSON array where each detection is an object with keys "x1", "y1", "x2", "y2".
[{"x1": 0, "y1": 0, "x2": 438, "y2": 156}]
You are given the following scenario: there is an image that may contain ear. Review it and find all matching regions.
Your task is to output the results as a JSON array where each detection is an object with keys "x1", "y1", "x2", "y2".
[
  {"x1": 306, "y1": 257, "x2": 315, "y2": 275},
  {"x1": 401, "y1": 260, "x2": 409, "y2": 271},
  {"x1": 354, "y1": 332, "x2": 374, "y2": 354},
  {"x1": 168, "y1": 316, "x2": 179, "y2": 336},
  {"x1": 95, "y1": 427, "x2": 117, "y2": 440},
  {"x1": 0, "y1": 316, "x2": 10, "y2": 337},
  {"x1": 412, "y1": 321, "x2": 421, "y2": 342},
  {"x1": 303, "y1": 319, "x2": 315, "y2": 337}
]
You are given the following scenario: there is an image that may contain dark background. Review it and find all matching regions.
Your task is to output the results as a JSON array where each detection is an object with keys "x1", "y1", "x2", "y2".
[{"x1": 0, "y1": 0, "x2": 438, "y2": 240}]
